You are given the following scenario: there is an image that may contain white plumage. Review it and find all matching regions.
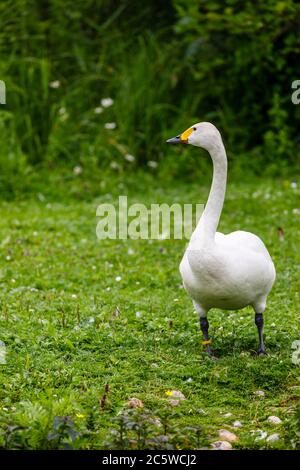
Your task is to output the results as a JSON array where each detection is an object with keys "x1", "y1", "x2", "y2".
[{"x1": 167, "y1": 122, "x2": 276, "y2": 356}]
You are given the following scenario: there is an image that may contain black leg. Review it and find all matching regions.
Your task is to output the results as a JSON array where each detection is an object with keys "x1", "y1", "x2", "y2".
[
  {"x1": 200, "y1": 317, "x2": 213, "y2": 356},
  {"x1": 255, "y1": 313, "x2": 266, "y2": 355}
]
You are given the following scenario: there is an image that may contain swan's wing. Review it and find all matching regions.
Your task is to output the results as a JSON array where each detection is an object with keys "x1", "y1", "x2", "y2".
[{"x1": 215, "y1": 230, "x2": 273, "y2": 260}]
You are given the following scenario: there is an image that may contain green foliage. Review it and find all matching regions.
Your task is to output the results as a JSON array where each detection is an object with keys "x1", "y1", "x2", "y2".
[
  {"x1": 0, "y1": 178, "x2": 299, "y2": 449},
  {"x1": 0, "y1": 0, "x2": 299, "y2": 181},
  {"x1": 174, "y1": 0, "x2": 300, "y2": 169}
]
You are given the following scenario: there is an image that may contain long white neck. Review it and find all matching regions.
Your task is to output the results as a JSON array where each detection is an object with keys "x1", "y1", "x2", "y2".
[{"x1": 192, "y1": 139, "x2": 227, "y2": 244}]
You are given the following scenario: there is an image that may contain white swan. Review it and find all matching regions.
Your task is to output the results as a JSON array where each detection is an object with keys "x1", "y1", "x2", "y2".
[{"x1": 166, "y1": 122, "x2": 276, "y2": 356}]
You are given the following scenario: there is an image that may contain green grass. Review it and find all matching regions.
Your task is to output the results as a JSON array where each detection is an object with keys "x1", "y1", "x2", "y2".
[{"x1": 0, "y1": 175, "x2": 299, "y2": 449}]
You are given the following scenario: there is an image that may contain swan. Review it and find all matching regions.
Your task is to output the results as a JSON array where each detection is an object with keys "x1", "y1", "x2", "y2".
[{"x1": 166, "y1": 122, "x2": 276, "y2": 356}]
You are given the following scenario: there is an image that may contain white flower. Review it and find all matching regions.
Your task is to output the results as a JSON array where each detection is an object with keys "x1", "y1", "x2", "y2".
[
  {"x1": 110, "y1": 161, "x2": 119, "y2": 170},
  {"x1": 94, "y1": 106, "x2": 103, "y2": 114},
  {"x1": 124, "y1": 154, "x2": 135, "y2": 162},
  {"x1": 291, "y1": 181, "x2": 297, "y2": 189},
  {"x1": 101, "y1": 97, "x2": 114, "y2": 108},
  {"x1": 58, "y1": 107, "x2": 66, "y2": 115},
  {"x1": 254, "y1": 390, "x2": 265, "y2": 397},
  {"x1": 115, "y1": 276, "x2": 122, "y2": 282},
  {"x1": 104, "y1": 122, "x2": 116, "y2": 130},
  {"x1": 49, "y1": 80, "x2": 60, "y2": 89},
  {"x1": 173, "y1": 298, "x2": 179, "y2": 302},
  {"x1": 127, "y1": 248, "x2": 134, "y2": 255},
  {"x1": 147, "y1": 160, "x2": 158, "y2": 168},
  {"x1": 135, "y1": 311, "x2": 142, "y2": 318},
  {"x1": 292, "y1": 208, "x2": 300, "y2": 215},
  {"x1": 6, "y1": 256, "x2": 11, "y2": 261},
  {"x1": 73, "y1": 166, "x2": 83, "y2": 175},
  {"x1": 71, "y1": 294, "x2": 77, "y2": 299}
]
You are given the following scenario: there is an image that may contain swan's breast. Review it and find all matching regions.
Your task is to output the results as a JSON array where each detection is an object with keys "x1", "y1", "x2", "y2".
[{"x1": 179, "y1": 239, "x2": 275, "y2": 310}]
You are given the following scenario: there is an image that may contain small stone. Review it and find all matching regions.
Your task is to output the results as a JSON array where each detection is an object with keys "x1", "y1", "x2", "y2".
[
  {"x1": 212, "y1": 440, "x2": 232, "y2": 450},
  {"x1": 127, "y1": 398, "x2": 144, "y2": 408},
  {"x1": 218, "y1": 429, "x2": 238, "y2": 442},
  {"x1": 233, "y1": 421, "x2": 242, "y2": 428},
  {"x1": 166, "y1": 390, "x2": 185, "y2": 400},
  {"x1": 267, "y1": 416, "x2": 282, "y2": 425},
  {"x1": 169, "y1": 399, "x2": 180, "y2": 407},
  {"x1": 266, "y1": 433, "x2": 280, "y2": 442}
]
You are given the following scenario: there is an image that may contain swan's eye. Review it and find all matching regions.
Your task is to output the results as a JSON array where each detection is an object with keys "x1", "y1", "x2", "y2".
[{"x1": 193, "y1": 127, "x2": 197, "y2": 131}]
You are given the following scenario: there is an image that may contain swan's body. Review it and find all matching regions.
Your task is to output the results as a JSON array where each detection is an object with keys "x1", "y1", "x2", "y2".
[
  {"x1": 167, "y1": 122, "x2": 276, "y2": 355},
  {"x1": 180, "y1": 230, "x2": 275, "y2": 314}
]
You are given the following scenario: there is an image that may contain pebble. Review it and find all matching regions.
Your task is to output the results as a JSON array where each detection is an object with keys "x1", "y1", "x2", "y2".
[
  {"x1": 267, "y1": 416, "x2": 282, "y2": 425},
  {"x1": 218, "y1": 429, "x2": 238, "y2": 442},
  {"x1": 233, "y1": 421, "x2": 243, "y2": 428},
  {"x1": 166, "y1": 390, "x2": 185, "y2": 400},
  {"x1": 212, "y1": 441, "x2": 232, "y2": 450},
  {"x1": 127, "y1": 398, "x2": 144, "y2": 408},
  {"x1": 266, "y1": 433, "x2": 280, "y2": 442},
  {"x1": 169, "y1": 399, "x2": 180, "y2": 407}
]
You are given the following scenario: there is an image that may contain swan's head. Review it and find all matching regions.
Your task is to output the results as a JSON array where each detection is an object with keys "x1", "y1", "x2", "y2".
[{"x1": 166, "y1": 122, "x2": 222, "y2": 152}]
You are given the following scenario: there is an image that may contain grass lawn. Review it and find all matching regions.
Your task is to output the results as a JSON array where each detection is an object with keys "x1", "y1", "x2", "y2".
[{"x1": 0, "y1": 175, "x2": 299, "y2": 449}]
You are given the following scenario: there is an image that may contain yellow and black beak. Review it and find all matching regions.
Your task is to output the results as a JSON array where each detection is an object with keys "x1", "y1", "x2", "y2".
[
  {"x1": 166, "y1": 135, "x2": 183, "y2": 144},
  {"x1": 166, "y1": 127, "x2": 193, "y2": 145}
]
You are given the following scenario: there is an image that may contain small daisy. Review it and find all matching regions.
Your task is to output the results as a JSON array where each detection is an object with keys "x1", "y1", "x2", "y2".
[
  {"x1": 94, "y1": 106, "x2": 103, "y2": 114},
  {"x1": 124, "y1": 154, "x2": 135, "y2": 162},
  {"x1": 104, "y1": 122, "x2": 117, "y2": 130},
  {"x1": 101, "y1": 97, "x2": 114, "y2": 108},
  {"x1": 147, "y1": 160, "x2": 158, "y2": 168},
  {"x1": 49, "y1": 80, "x2": 60, "y2": 89},
  {"x1": 73, "y1": 166, "x2": 83, "y2": 175}
]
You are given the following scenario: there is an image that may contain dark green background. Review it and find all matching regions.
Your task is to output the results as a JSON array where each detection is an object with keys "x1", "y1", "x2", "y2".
[{"x1": 0, "y1": 0, "x2": 300, "y2": 190}]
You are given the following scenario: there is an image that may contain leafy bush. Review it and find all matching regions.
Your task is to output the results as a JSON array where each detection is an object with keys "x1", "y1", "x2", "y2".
[
  {"x1": 173, "y1": 0, "x2": 300, "y2": 172},
  {"x1": 0, "y1": 0, "x2": 299, "y2": 184}
]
